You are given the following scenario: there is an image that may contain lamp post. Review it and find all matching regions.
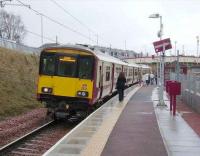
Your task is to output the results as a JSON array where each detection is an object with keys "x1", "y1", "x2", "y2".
[
  {"x1": 96, "y1": 34, "x2": 98, "y2": 45},
  {"x1": 36, "y1": 13, "x2": 44, "y2": 45},
  {"x1": 176, "y1": 50, "x2": 180, "y2": 81},
  {"x1": 174, "y1": 41, "x2": 177, "y2": 55},
  {"x1": 196, "y1": 36, "x2": 199, "y2": 57},
  {"x1": 40, "y1": 15, "x2": 43, "y2": 45},
  {"x1": 149, "y1": 14, "x2": 159, "y2": 80},
  {"x1": 149, "y1": 13, "x2": 165, "y2": 105}
]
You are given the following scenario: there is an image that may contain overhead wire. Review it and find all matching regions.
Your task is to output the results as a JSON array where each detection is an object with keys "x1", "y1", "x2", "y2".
[
  {"x1": 50, "y1": 0, "x2": 94, "y2": 34},
  {"x1": 49, "y1": 0, "x2": 112, "y2": 47},
  {"x1": 25, "y1": 29, "x2": 57, "y2": 43},
  {"x1": 15, "y1": 0, "x2": 96, "y2": 43}
]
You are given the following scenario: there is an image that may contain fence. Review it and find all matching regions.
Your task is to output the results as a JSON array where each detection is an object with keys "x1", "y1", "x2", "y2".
[
  {"x1": 170, "y1": 72, "x2": 200, "y2": 113},
  {"x1": 0, "y1": 38, "x2": 40, "y2": 54}
]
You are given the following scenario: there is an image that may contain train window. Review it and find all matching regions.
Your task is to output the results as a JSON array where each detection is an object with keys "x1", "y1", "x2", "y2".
[
  {"x1": 116, "y1": 67, "x2": 121, "y2": 74},
  {"x1": 135, "y1": 69, "x2": 138, "y2": 76},
  {"x1": 124, "y1": 68, "x2": 127, "y2": 76},
  {"x1": 106, "y1": 66, "x2": 111, "y2": 81},
  {"x1": 129, "y1": 69, "x2": 133, "y2": 76},
  {"x1": 40, "y1": 53, "x2": 56, "y2": 75},
  {"x1": 106, "y1": 72, "x2": 110, "y2": 81},
  {"x1": 78, "y1": 56, "x2": 93, "y2": 79},
  {"x1": 106, "y1": 66, "x2": 110, "y2": 70},
  {"x1": 57, "y1": 56, "x2": 77, "y2": 77}
]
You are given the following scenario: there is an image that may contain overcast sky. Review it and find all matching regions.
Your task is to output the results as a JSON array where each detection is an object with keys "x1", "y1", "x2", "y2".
[{"x1": 3, "y1": 0, "x2": 200, "y2": 56}]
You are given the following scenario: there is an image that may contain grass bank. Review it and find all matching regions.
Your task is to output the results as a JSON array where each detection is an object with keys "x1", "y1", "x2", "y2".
[{"x1": 0, "y1": 47, "x2": 42, "y2": 120}]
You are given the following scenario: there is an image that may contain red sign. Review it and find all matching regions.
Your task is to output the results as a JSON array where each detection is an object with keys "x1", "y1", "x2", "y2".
[{"x1": 153, "y1": 38, "x2": 172, "y2": 53}]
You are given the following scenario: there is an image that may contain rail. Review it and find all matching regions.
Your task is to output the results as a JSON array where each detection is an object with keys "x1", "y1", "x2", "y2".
[
  {"x1": 43, "y1": 85, "x2": 139, "y2": 156},
  {"x1": 0, "y1": 120, "x2": 55, "y2": 154}
]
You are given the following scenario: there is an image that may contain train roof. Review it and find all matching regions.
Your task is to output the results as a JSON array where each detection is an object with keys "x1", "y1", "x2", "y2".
[
  {"x1": 128, "y1": 63, "x2": 140, "y2": 68},
  {"x1": 42, "y1": 44, "x2": 145, "y2": 68},
  {"x1": 42, "y1": 44, "x2": 94, "y2": 54},
  {"x1": 139, "y1": 64, "x2": 150, "y2": 69},
  {"x1": 42, "y1": 44, "x2": 128, "y2": 65},
  {"x1": 94, "y1": 49, "x2": 128, "y2": 65}
]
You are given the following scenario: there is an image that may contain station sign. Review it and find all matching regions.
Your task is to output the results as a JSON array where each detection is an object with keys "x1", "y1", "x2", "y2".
[{"x1": 153, "y1": 38, "x2": 172, "y2": 53}]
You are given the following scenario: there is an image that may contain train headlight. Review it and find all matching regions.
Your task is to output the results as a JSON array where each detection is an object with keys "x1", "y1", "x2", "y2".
[
  {"x1": 65, "y1": 104, "x2": 69, "y2": 110},
  {"x1": 44, "y1": 88, "x2": 48, "y2": 92},
  {"x1": 82, "y1": 92, "x2": 86, "y2": 96},
  {"x1": 77, "y1": 91, "x2": 88, "y2": 97},
  {"x1": 42, "y1": 87, "x2": 53, "y2": 94}
]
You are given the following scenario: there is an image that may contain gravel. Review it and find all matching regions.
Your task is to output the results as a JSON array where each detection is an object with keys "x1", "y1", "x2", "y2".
[{"x1": 0, "y1": 108, "x2": 49, "y2": 147}]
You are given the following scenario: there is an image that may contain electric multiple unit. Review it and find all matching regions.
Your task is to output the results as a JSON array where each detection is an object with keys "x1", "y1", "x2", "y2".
[{"x1": 37, "y1": 45, "x2": 150, "y2": 119}]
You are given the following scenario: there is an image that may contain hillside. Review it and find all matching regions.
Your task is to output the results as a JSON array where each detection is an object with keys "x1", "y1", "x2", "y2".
[{"x1": 0, "y1": 47, "x2": 42, "y2": 120}]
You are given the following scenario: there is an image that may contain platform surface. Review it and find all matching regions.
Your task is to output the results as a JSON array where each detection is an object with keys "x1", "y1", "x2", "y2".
[
  {"x1": 101, "y1": 86, "x2": 168, "y2": 156},
  {"x1": 43, "y1": 85, "x2": 200, "y2": 156}
]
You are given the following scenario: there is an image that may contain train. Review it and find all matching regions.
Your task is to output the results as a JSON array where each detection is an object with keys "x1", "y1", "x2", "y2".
[{"x1": 36, "y1": 44, "x2": 150, "y2": 119}]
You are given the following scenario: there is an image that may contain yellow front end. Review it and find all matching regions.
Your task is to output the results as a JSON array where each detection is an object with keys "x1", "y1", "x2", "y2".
[{"x1": 38, "y1": 75, "x2": 93, "y2": 99}]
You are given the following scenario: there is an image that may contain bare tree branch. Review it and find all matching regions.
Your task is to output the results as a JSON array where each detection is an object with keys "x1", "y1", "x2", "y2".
[{"x1": 0, "y1": 10, "x2": 26, "y2": 43}]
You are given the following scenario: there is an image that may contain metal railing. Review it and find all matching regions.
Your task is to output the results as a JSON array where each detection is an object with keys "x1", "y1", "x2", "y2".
[
  {"x1": 170, "y1": 72, "x2": 200, "y2": 113},
  {"x1": 170, "y1": 73, "x2": 200, "y2": 94},
  {"x1": 0, "y1": 38, "x2": 40, "y2": 54}
]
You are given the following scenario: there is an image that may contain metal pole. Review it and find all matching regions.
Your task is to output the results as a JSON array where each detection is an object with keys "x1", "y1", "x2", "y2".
[
  {"x1": 158, "y1": 15, "x2": 165, "y2": 105},
  {"x1": 158, "y1": 15, "x2": 166, "y2": 106},
  {"x1": 96, "y1": 34, "x2": 98, "y2": 45},
  {"x1": 41, "y1": 15, "x2": 43, "y2": 45},
  {"x1": 174, "y1": 41, "x2": 177, "y2": 56},
  {"x1": 88, "y1": 30, "x2": 91, "y2": 43},
  {"x1": 159, "y1": 52, "x2": 162, "y2": 84},
  {"x1": 161, "y1": 44, "x2": 165, "y2": 102},
  {"x1": 159, "y1": 16, "x2": 162, "y2": 86},
  {"x1": 149, "y1": 13, "x2": 165, "y2": 105},
  {"x1": 197, "y1": 36, "x2": 199, "y2": 57},
  {"x1": 156, "y1": 53, "x2": 159, "y2": 84},
  {"x1": 176, "y1": 50, "x2": 180, "y2": 81}
]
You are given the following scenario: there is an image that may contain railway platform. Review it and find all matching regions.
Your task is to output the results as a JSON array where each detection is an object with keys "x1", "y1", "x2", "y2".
[{"x1": 44, "y1": 85, "x2": 200, "y2": 156}]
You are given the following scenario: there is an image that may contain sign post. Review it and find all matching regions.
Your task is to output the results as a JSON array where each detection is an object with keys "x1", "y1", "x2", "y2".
[
  {"x1": 153, "y1": 38, "x2": 172, "y2": 105},
  {"x1": 153, "y1": 38, "x2": 172, "y2": 53}
]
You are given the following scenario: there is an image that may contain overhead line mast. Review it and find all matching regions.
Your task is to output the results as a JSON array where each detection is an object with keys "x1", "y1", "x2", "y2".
[
  {"x1": 0, "y1": 0, "x2": 57, "y2": 43},
  {"x1": 16, "y1": 0, "x2": 96, "y2": 43}
]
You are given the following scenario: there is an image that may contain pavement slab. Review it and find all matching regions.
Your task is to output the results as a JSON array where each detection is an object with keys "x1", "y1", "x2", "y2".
[
  {"x1": 101, "y1": 86, "x2": 168, "y2": 156},
  {"x1": 152, "y1": 87, "x2": 200, "y2": 156}
]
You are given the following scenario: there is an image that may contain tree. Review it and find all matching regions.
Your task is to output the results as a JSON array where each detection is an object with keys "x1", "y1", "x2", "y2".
[{"x1": 0, "y1": 10, "x2": 26, "y2": 43}]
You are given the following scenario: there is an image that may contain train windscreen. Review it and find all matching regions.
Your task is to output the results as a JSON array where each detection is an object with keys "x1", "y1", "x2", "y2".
[
  {"x1": 78, "y1": 56, "x2": 93, "y2": 79},
  {"x1": 57, "y1": 56, "x2": 77, "y2": 77},
  {"x1": 40, "y1": 52, "x2": 93, "y2": 79},
  {"x1": 40, "y1": 52, "x2": 56, "y2": 76}
]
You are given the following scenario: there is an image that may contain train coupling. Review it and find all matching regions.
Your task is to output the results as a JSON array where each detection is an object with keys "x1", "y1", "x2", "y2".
[{"x1": 55, "y1": 111, "x2": 70, "y2": 119}]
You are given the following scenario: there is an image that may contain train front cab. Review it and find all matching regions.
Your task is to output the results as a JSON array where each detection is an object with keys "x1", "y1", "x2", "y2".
[{"x1": 37, "y1": 48, "x2": 96, "y2": 118}]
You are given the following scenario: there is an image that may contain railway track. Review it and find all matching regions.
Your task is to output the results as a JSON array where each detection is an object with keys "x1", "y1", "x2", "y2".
[
  {"x1": 0, "y1": 85, "x2": 137, "y2": 156},
  {"x1": 0, "y1": 97, "x2": 115, "y2": 156},
  {"x1": 0, "y1": 120, "x2": 74, "y2": 156}
]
